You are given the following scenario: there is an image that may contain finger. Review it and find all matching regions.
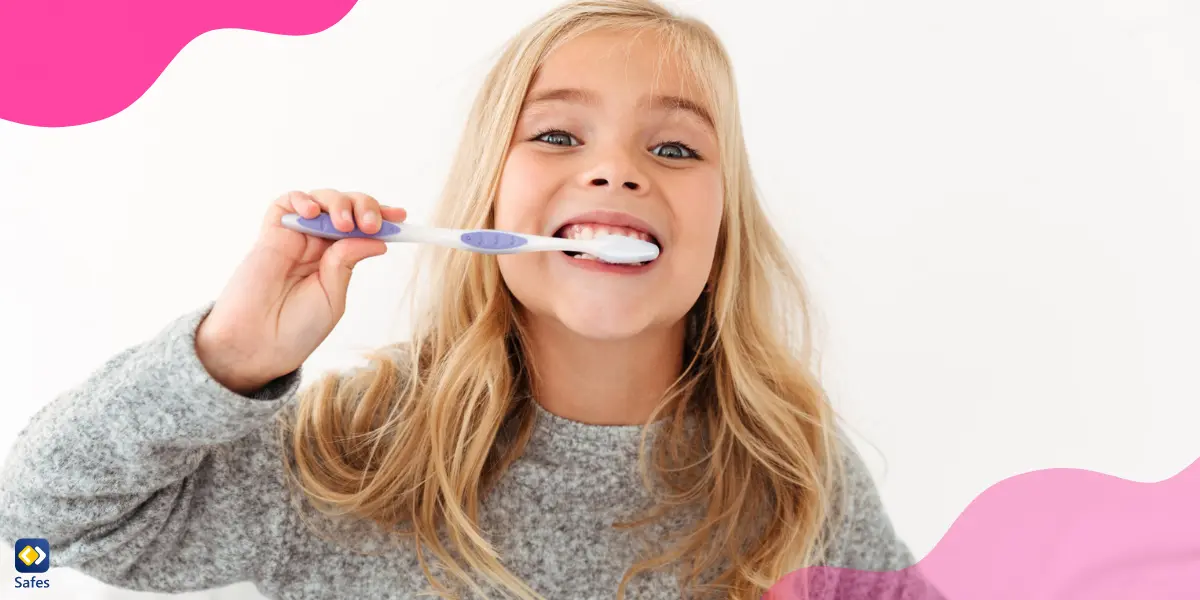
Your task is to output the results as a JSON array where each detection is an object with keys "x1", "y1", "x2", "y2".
[
  {"x1": 287, "y1": 191, "x2": 321, "y2": 219},
  {"x1": 317, "y1": 238, "x2": 387, "y2": 310},
  {"x1": 379, "y1": 205, "x2": 407, "y2": 223},
  {"x1": 262, "y1": 190, "x2": 318, "y2": 235},
  {"x1": 309, "y1": 188, "x2": 356, "y2": 232},
  {"x1": 345, "y1": 192, "x2": 383, "y2": 235}
]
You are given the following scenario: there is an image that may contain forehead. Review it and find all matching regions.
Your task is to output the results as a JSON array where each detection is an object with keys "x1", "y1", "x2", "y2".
[
  {"x1": 541, "y1": 28, "x2": 681, "y2": 80},
  {"x1": 526, "y1": 28, "x2": 713, "y2": 127}
]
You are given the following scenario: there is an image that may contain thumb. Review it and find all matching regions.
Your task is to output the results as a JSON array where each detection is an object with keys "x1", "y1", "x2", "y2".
[{"x1": 317, "y1": 238, "x2": 387, "y2": 307}]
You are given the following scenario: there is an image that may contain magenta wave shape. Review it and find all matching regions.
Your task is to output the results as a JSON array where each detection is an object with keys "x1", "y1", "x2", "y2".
[
  {"x1": 764, "y1": 456, "x2": 1200, "y2": 599},
  {"x1": 0, "y1": 0, "x2": 360, "y2": 128}
]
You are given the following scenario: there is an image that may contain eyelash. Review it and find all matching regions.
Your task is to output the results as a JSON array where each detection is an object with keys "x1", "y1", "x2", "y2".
[{"x1": 529, "y1": 128, "x2": 702, "y2": 160}]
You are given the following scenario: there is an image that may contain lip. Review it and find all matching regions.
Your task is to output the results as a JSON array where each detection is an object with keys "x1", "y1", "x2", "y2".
[{"x1": 550, "y1": 209, "x2": 663, "y2": 243}]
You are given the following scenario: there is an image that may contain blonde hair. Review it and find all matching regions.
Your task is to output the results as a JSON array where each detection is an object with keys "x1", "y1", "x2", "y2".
[{"x1": 278, "y1": 0, "x2": 846, "y2": 598}]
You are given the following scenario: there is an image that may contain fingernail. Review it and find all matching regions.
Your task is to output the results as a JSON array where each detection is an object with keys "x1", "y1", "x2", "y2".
[
  {"x1": 341, "y1": 210, "x2": 353, "y2": 226},
  {"x1": 362, "y1": 211, "x2": 377, "y2": 224}
]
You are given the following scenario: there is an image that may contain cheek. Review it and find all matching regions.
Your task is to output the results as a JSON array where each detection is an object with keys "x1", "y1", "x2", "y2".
[
  {"x1": 494, "y1": 149, "x2": 556, "y2": 309},
  {"x1": 493, "y1": 149, "x2": 552, "y2": 232},
  {"x1": 673, "y1": 175, "x2": 724, "y2": 279}
]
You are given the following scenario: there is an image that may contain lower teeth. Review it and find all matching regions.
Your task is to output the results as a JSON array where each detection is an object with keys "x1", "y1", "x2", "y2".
[{"x1": 569, "y1": 252, "x2": 645, "y2": 267}]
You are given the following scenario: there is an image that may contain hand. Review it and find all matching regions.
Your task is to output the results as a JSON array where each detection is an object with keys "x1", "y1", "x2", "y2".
[{"x1": 195, "y1": 189, "x2": 405, "y2": 395}]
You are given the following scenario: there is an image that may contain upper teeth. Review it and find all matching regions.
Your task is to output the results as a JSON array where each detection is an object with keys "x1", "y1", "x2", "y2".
[{"x1": 560, "y1": 223, "x2": 652, "y2": 242}]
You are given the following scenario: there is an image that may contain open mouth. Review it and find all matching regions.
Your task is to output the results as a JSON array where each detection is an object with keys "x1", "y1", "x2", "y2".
[{"x1": 553, "y1": 223, "x2": 661, "y2": 267}]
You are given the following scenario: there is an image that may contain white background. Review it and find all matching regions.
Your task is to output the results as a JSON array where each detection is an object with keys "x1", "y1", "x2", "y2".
[{"x1": 1, "y1": 0, "x2": 1197, "y2": 598}]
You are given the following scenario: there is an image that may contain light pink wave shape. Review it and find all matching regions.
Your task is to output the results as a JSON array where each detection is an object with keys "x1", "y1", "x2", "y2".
[
  {"x1": 0, "y1": 0, "x2": 360, "y2": 128},
  {"x1": 765, "y1": 456, "x2": 1200, "y2": 599}
]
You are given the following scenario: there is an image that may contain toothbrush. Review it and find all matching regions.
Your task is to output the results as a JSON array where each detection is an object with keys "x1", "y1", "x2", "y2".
[{"x1": 280, "y1": 212, "x2": 660, "y2": 264}]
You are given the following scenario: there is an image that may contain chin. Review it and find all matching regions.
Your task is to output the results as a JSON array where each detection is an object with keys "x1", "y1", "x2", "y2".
[{"x1": 552, "y1": 301, "x2": 656, "y2": 341}]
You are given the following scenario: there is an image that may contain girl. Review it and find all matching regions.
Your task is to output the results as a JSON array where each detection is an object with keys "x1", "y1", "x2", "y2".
[{"x1": 0, "y1": 1, "x2": 941, "y2": 598}]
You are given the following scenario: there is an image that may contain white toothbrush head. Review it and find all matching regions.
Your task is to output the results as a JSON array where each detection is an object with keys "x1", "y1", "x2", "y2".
[{"x1": 586, "y1": 234, "x2": 661, "y2": 264}]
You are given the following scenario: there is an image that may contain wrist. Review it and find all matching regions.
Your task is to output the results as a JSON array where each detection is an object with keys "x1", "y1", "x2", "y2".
[{"x1": 195, "y1": 318, "x2": 271, "y2": 396}]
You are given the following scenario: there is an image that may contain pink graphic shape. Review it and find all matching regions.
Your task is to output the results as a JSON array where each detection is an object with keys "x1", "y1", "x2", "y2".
[
  {"x1": 765, "y1": 456, "x2": 1200, "y2": 599},
  {"x1": 0, "y1": 0, "x2": 360, "y2": 127}
]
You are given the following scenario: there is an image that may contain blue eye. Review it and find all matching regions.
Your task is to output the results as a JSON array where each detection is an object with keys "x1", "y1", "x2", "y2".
[
  {"x1": 534, "y1": 130, "x2": 579, "y2": 146},
  {"x1": 651, "y1": 141, "x2": 700, "y2": 160}
]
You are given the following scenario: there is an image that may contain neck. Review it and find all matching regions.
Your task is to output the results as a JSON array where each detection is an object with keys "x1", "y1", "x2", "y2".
[{"x1": 521, "y1": 315, "x2": 686, "y2": 426}]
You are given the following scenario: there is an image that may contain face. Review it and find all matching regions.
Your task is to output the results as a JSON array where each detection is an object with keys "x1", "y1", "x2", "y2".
[{"x1": 494, "y1": 28, "x2": 724, "y2": 341}]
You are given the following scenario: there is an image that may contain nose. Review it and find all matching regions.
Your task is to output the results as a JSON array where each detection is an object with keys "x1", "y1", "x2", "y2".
[
  {"x1": 589, "y1": 177, "x2": 640, "y2": 191},
  {"x1": 579, "y1": 144, "x2": 649, "y2": 195}
]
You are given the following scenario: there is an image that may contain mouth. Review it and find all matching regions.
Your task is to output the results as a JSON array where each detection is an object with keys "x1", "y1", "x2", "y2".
[{"x1": 552, "y1": 223, "x2": 661, "y2": 267}]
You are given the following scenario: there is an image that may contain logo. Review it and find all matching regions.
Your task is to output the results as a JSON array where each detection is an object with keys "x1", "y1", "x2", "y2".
[{"x1": 14, "y1": 539, "x2": 49, "y2": 574}]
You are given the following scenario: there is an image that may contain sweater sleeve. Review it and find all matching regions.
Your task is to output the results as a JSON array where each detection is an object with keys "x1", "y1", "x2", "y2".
[
  {"x1": 0, "y1": 305, "x2": 304, "y2": 593},
  {"x1": 813, "y1": 433, "x2": 947, "y2": 600}
]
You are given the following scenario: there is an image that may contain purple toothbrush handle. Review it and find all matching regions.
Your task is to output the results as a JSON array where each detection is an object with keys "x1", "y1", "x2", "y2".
[
  {"x1": 284, "y1": 212, "x2": 401, "y2": 239},
  {"x1": 458, "y1": 230, "x2": 529, "y2": 251}
]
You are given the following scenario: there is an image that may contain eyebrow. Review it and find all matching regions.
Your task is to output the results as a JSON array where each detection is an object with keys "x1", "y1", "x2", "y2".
[{"x1": 524, "y1": 87, "x2": 715, "y2": 129}]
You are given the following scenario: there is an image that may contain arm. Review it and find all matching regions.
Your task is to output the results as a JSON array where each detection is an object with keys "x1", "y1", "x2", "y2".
[{"x1": 0, "y1": 306, "x2": 302, "y2": 592}]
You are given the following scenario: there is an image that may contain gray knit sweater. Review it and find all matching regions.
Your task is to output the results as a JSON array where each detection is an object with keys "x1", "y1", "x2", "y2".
[{"x1": 0, "y1": 306, "x2": 941, "y2": 599}]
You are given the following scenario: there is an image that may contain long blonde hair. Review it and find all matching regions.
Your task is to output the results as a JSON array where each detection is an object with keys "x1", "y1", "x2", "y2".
[{"x1": 278, "y1": 1, "x2": 846, "y2": 598}]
